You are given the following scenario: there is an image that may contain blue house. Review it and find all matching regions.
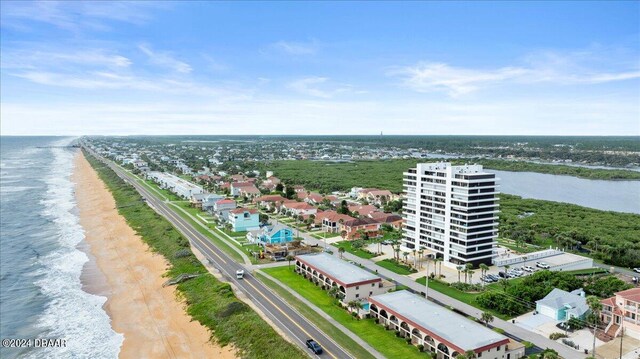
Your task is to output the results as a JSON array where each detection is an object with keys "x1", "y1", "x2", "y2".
[
  {"x1": 247, "y1": 224, "x2": 295, "y2": 245},
  {"x1": 535, "y1": 288, "x2": 588, "y2": 320}
]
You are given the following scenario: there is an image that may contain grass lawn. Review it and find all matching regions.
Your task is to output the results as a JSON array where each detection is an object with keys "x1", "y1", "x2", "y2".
[
  {"x1": 563, "y1": 268, "x2": 608, "y2": 276},
  {"x1": 376, "y1": 259, "x2": 417, "y2": 275},
  {"x1": 415, "y1": 277, "x2": 512, "y2": 320},
  {"x1": 262, "y1": 266, "x2": 424, "y2": 358},
  {"x1": 335, "y1": 241, "x2": 379, "y2": 259},
  {"x1": 256, "y1": 272, "x2": 376, "y2": 359}
]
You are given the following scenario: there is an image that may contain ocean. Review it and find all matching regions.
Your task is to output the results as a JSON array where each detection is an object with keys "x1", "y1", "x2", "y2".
[{"x1": 0, "y1": 137, "x2": 123, "y2": 358}]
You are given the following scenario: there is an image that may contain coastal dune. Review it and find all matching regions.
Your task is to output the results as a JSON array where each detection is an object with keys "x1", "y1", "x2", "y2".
[{"x1": 73, "y1": 152, "x2": 236, "y2": 359}]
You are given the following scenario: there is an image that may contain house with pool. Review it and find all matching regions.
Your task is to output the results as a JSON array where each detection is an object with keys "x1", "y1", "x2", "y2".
[
  {"x1": 294, "y1": 253, "x2": 388, "y2": 302},
  {"x1": 369, "y1": 290, "x2": 525, "y2": 359}
]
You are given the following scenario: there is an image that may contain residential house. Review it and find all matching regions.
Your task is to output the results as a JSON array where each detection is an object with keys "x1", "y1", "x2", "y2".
[
  {"x1": 295, "y1": 253, "x2": 387, "y2": 302},
  {"x1": 247, "y1": 224, "x2": 295, "y2": 245},
  {"x1": 348, "y1": 204, "x2": 379, "y2": 217},
  {"x1": 228, "y1": 208, "x2": 260, "y2": 232},
  {"x1": 282, "y1": 202, "x2": 318, "y2": 217},
  {"x1": 369, "y1": 212, "x2": 403, "y2": 230},
  {"x1": 601, "y1": 288, "x2": 640, "y2": 338},
  {"x1": 535, "y1": 288, "x2": 588, "y2": 321},
  {"x1": 190, "y1": 193, "x2": 223, "y2": 210},
  {"x1": 340, "y1": 217, "x2": 381, "y2": 239},
  {"x1": 213, "y1": 199, "x2": 236, "y2": 222},
  {"x1": 230, "y1": 182, "x2": 259, "y2": 197},
  {"x1": 318, "y1": 211, "x2": 356, "y2": 233},
  {"x1": 238, "y1": 185, "x2": 261, "y2": 198},
  {"x1": 253, "y1": 195, "x2": 289, "y2": 211},
  {"x1": 358, "y1": 188, "x2": 393, "y2": 205}
]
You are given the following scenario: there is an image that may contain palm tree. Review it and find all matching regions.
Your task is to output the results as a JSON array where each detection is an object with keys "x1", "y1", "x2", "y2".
[
  {"x1": 435, "y1": 257, "x2": 443, "y2": 278},
  {"x1": 479, "y1": 263, "x2": 489, "y2": 286},
  {"x1": 394, "y1": 247, "x2": 401, "y2": 262},
  {"x1": 464, "y1": 263, "x2": 473, "y2": 284},
  {"x1": 412, "y1": 249, "x2": 417, "y2": 267},
  {"x1": 286, "y1": 254, "x2": 294, "y2": 269},
  {"x1": 338, "y1": 247, "x2": 345, "y2": 259},
  {"x1": 586, "y1": 295, "x2": 602, "y2": 358},
  {"x1": 480, "y1": 312, "x2": 494, "y2": 327},
  {"x1": 456, "y1": 265, "x2": 464, "y2": 283},
  {"x1": 468, "y1": 269, "x2": 475, "y2": 284},
  {"x1": 417, "y1": 249, "x2": 424, "y2": 269},
  {"x1": 402, "y1": 251, "x2": 409, "y2": 264},
  {"x1": 347, "y1": 300, "x2": 359, "y2": 314}
]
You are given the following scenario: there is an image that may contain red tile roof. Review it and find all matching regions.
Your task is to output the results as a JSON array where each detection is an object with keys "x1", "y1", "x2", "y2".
[
  {"x1": 230, "y1": 208, "x2": 258, "y2": 214},
  {"x1": 616, "y1": 288, "x2": 640, "y2": 302}
]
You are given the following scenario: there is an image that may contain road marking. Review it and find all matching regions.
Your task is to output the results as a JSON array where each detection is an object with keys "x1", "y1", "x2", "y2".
[
  {"x1": 242, "y1": 279, "x2": 339, "y2": 359},
  {"x1": 97, "y1": 155, "x2": 343, "y2": 358}
]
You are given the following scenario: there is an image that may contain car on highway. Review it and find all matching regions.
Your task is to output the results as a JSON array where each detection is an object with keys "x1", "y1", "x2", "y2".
[
  {"x1": 236, "y1": 270, "x2": 245, "y2": 279},
  {"x1": 306, "y1": 339, "x2": 323, "y2": 355},
  {"x1": 536, "y1": 261, "x2": 550, "y2": 269}
]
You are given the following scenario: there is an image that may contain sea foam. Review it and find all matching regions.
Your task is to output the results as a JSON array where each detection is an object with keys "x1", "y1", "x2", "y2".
[{"x1": 29, "y1": 139, "x2": 123, "y2": 358}]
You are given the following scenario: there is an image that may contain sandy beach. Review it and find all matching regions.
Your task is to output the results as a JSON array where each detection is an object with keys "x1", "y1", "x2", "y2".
[{"x1": 73, "y1": 152, "x2": 236, "y2": 359}]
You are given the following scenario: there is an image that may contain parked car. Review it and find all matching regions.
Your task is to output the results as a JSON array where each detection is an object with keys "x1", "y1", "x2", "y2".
[
  {"x1": 487, "y1": 274, "x2": 500, "y2": 281},
  {"x1": 481, "y1": 275, "x2": 495, "y2": 283},
  {"x1": 522, "y1": 265, "x2": 535, "y2": 272},
  {"x1": 536, "y1": 261, "x2": 550, "y2": 269},
  {"x1": 306, "y1": 339, "x2": 323, "y2": 355},
  {"x1": 498, "y1": 271, "x2": 508, "y2": 278},
  {"x1": 381, "y1": 240, "x2": 392, "y2": 245},
  {"x1": 633, "y1": 268, "x2": 640, "y2": 273}
]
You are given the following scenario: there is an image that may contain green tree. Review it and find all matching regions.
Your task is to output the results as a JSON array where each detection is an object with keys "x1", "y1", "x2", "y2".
[
  {"x1": 338, "y1": 247, "x2": 345, "y2": 259},
  {"x1": 480, "y1": 312, "x2": 494, "y2": 327},
  {"x1": 286, "y1": 255, "x2": 294, "y2": 268}
]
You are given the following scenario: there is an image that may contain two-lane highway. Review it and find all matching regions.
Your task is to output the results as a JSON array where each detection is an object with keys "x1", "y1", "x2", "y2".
[{"x1": 89, "y1": 150, "x2": 352, "y2": 359}]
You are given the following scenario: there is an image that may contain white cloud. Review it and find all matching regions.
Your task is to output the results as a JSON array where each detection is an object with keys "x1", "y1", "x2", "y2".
[
  {"x1": 392, "y1": 49, "x2": 640, "y2": 96},
  {"x1": 139, "y1": 44, "x2": 192, "y2": 74},
  {"x1": 0, "y1": 1, "x2": 162, "y2": 32},
  {"x1": 287, "y1": 76, "x2": 357, "y2": 98},
  {"x1": 270, "y1": 40, "x2": 319, "y2": 55},
  {"x1": 1, "y1": 49, "x2": 131, "y2": 70}
]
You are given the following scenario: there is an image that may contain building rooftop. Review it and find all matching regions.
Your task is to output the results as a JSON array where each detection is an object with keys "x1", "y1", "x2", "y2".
[
  {"x1": 536, "y1": 288, "x2": 588, "y2": 317},
  {"x1": 296, "y1": 253, "x2": 380, "y2": 287},
  {"x1": 615, "y1": 288, "x2": 640, "y2": 302},
  {"x1": 370, "y1": 290, "x2": 508, "y2": 352}
]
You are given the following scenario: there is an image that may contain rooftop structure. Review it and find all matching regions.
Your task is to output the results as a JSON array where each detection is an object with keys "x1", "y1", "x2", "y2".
[
  {"x1": 295, "y1": 253, "x2": 380, "y2": 287},
  {"x1": 369, "y1": 290, "x2": 510, "y2": 355}
]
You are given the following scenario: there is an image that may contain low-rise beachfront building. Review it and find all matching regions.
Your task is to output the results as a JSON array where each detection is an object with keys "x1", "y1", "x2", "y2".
[
  {"x1": 369, "y1": 290, "x2": 523, "y2": 359},
  {"x1": 247, "y1": 224, "x2": 294, "y2": 245},
  {"x1": 319, "y1": 211, "x2": 355, "y2": 233},
  {"x1": 147, "y1": 171, "x2": 204, "y2": 199},
  {"x1": 190, "y1": 193, "x2": 224, "y2": 210},
  {"x1": 228, "y1": 208, "x2": 259, "y2": 232},
  {"x1": 294, "y1": 253, "x2": 387, "y2": 302},
  {"x1": 282, "y1": 202, "x2": 318, "y2": 217}
]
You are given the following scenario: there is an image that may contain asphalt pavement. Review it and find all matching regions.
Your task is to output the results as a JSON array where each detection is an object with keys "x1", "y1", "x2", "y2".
[{"x1": 89, "y1": 150, "x2": 352, "y2": 359}]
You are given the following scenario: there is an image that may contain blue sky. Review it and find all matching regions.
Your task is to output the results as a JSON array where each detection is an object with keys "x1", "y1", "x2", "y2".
[{"x1": 1, "y1": 1, "x2": 638, "y2": 135}]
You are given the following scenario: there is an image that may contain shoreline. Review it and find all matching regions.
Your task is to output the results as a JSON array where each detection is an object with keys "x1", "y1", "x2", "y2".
[{"x1": 73, "y1": 152, "x2": 236, "y2": 359}]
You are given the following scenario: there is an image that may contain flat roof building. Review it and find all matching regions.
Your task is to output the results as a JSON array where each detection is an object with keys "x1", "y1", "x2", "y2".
[
  {"x1": 402, "y1": 162, "x2": 499, "y2": 266},
  {"x1": 295, "y1": 253, "x2": 387, "y2": 302},
  {"x1": 369, "y1": 290, "x2": 522, "y2": 358}
]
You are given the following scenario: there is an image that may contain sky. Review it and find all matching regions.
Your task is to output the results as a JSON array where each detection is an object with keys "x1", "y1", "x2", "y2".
[{"x1": 1, "y1": 1, "x2": 639, "y2": 136}]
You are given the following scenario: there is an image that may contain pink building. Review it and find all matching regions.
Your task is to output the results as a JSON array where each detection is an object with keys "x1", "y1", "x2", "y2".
[{"x1": 600, "y1": 288, "x2": 640, "y2": 339}]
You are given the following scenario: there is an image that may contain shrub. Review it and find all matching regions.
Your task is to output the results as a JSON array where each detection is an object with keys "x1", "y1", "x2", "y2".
[{"x1": 549, "y1": 332, "x2": 568, "y2": 340}]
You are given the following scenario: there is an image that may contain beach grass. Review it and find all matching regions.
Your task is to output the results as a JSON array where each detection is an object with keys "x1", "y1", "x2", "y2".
[{"x1": 84, "y1": 151, "x2": 304, "y2": 359}]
